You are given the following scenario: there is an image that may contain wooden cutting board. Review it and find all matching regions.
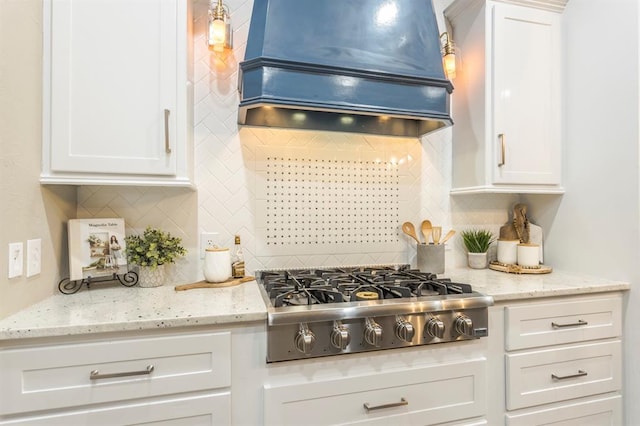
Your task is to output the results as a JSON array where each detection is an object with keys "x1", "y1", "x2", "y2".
[
  {"x1": 489, "y1": 261, "x2": 552, "y2": 274},
  {"x1": 174, "y1": 276, "x2": 255, "y2": 291}
]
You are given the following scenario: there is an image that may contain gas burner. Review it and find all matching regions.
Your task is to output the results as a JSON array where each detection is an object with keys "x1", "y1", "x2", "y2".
[{"x1": 270, "y1": 285, "x2": 344, "y2": 307}]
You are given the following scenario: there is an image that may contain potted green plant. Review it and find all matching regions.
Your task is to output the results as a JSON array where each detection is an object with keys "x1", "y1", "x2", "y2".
[
  {"x1": 461, "y1": 229, "x2": 495, "y2": 269},
  {"x1": 125, "y1": 226, "x2": 186, "y2": 287}
]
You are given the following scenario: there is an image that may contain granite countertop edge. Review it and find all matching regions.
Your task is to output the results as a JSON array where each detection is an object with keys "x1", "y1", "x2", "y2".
[
  {"x1": 0, "y1": 280, "x2": 268, "y2": 341},
  {"x1": 0, "y1": 270, "x2": 630, "y2": 341}
]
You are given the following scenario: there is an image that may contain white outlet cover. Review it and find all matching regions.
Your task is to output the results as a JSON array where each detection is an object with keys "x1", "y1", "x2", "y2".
[
  {"x1": 27, "y1": 238, "x2": 42, "y2": 277},
  {"x1": 8, "y1": 242, "x2": 23, "y2": 278}
]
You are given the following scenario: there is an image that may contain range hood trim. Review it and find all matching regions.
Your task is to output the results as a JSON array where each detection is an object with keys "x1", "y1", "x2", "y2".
[{"x1": 240, "y1": 57, "x2": 456, "y2": 90}]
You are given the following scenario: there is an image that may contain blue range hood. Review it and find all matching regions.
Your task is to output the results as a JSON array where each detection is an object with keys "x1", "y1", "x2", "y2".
[{"x1": 238, "y1": 0, "x2": 453, "y2": 138}]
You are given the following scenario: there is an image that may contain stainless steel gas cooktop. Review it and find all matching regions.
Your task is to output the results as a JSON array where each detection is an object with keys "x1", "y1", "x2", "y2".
[{"x1": 256, "y1": 264, "x2": 494, "y2": 362}]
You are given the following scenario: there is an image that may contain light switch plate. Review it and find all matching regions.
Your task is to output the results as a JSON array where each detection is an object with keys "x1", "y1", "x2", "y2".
[
  {"x1": 8, "y1": 242, "x2": 23, "y2": 278},
  {"x1": 27, "y1": 238, "x2": 42, "y2": 277}
]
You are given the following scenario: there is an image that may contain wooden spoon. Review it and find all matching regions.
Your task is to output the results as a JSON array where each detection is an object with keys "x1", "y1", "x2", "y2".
[
  {"x1": 431, "y1": 226, "x2": 442, "y2": 245},
  {"x1": 402, "y1": 222, "x2": 421, "y2": 244},
  {"x1": 421, "y1": 220, "x2": 432, "y2": 244},
  {"x1": 440, "y1": 229, "x2": 456, "y2": 245}
]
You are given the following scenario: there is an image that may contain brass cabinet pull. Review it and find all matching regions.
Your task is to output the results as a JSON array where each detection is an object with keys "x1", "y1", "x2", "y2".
[
  {"x1": 498, "y1": 133, "x2": 506, "y2": 167},
  {"x1": 551, "y1": 319, "x2": 588, "y2": 328},
  {"x1": 551, "y1": 370, "x2": 587, "y2": 381},
  {"x1": 90, "y1": 364, "x2": 154, "y2": 380},
  {"x1": 363, "y1": 397, "x2": 408, "y2": 411},
  {"x1": 164, "y1": 109, "x2": 172, "y2": 154}
]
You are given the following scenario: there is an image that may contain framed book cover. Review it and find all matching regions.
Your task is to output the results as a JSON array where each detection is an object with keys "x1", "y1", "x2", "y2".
[{"x1": 68, "y1": 218, "x2": 127, "y2": 281}]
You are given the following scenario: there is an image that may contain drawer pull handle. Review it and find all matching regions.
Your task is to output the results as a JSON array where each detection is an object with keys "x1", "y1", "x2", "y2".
[
  {"x1": 551, "y1": 319, "x2": 588, "y2": 328},
  {"x1": 90, "y1": 364, "x2": 154, "y2": 380},
  {"x1": 551, "y1": 370, "x2": 587, "y2": 381},
  {"x1": 363, "y1": 397, "x2": 408, "y2": 412}
]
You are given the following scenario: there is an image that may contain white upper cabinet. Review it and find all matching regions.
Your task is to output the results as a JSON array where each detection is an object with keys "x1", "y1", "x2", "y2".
[
  {"x1": 41, "y1": 0, "x2": 193, "y2": 187},
  {"x1": 446, "y1": 0, "x2": 564, "y2": 194}
]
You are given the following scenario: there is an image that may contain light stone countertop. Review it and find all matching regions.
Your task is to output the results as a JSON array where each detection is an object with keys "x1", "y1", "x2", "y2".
[
  {"x1": 446, "y1": 267, "x2": 630, "y2": 302},
  {"x1": 0, "y1": 280, "x2": 267, "y2": 341},
  {"x1": 0, "y1": 268, "x2": 630, "y2": 341}
]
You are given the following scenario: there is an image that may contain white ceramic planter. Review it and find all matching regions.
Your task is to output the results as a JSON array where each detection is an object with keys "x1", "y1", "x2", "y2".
[
  {"x1": 467, "y1": 252, "x2": 488, "y2": 269},
  {"x1": 137, "y1": 264, "x2": 166, "y2": 288}
]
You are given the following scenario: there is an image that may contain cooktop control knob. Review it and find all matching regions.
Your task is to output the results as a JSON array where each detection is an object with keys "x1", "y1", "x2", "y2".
[
  {"x1": 364, "y1": 317, "x2": 383, "y2": 347},
  {"x1": 426, "y1": 317, "x2": 446, "y2": 339},
  {"x1": 395, "y1": 317, "x2": 415, "y2": 342},
  {"x1": 454, "y1": 315, "x2": 474, "y2": 337},
  {"x1": 330, "y1": 321, "x2": 351, "y2": 350},
  {"x1": 294, "y1": 323, "x2": 316, "y2": 355}
]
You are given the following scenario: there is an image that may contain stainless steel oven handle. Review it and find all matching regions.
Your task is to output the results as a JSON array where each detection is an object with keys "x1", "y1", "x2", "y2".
[
  {"x1": 363, "y1": 397, "x2": 408, "y2": 411},
  {"x1": 551, "y1": 319, "x2": 588, "y2": 328},
  {"x1": 90, "y1": 364, "x2": 154, "y2": 380},
  {"x1": 551, "y1": 370, "x2": 587, "y2": 381}
]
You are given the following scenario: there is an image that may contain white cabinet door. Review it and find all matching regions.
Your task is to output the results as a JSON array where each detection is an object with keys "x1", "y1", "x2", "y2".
[
  {"x1": 505, "y1": 296, "x2": 622, "y2": 351},
  {"x1": 505, "y1": 340, "x2": 621, "y2": 410},
  {"x1": 505, "y1": 395, "x2": 622, "y2": 426},
  {"x1": 0, "y1": 332, "x2": 231, "y2": 415},
  {"x1": 42, "y1": 0, "x2": 192, "y2": 186},
  {"x1": 492, "y1": 3, "x2": 561, "y2": 186},
  {"x1": 264, "y1": 359, "x2": 486, "y2": 426},
  {"x1": 446, "y1": 0, "x2": 564, "y2": 194},
  {"x1": 0, "y1": 392, "x2": 231, "y2": 426}
]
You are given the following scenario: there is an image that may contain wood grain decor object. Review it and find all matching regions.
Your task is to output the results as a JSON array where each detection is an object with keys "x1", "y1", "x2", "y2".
[
  {"x1": 489, "y1": 261, "x2": 552, "y2": 274},
  {"x1": 174, "y1": 276, "x2": 255, "y2": 291}
]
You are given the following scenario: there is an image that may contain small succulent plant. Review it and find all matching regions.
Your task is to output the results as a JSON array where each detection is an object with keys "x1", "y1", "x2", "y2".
[{"x1": 461, "y1": 229, "x2": 495, "y2": 253}]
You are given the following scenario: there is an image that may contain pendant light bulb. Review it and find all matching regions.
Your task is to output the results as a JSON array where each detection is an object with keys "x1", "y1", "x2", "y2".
[
  {"x1": 443, "y1": 52, "x2": 456, "y2": 80},
  {"x1": 440, "y1": 32, "x2": 457, "y2": 80},
  {"x1": 207, "y1": 0, "x2": 232, "y2": 52}
]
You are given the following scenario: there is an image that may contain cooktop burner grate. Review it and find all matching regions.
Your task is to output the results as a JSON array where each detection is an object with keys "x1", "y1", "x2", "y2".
[{"x1": 259, "y1": 265, "x2": 475, "y2": 307}]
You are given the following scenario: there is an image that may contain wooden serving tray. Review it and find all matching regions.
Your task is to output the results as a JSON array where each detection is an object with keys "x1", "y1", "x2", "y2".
[
  {"x1": 489, "y1": 261, "x2": 552, "y2": 274},
  {"x1": 174, "y1": 276, "x2": 255, "y2": 291}
]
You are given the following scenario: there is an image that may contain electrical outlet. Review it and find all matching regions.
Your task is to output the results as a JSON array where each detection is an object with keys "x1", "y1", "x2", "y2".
[
  {"x1": 200, "y1": 232, "x2": 219, "y2": 259},
  {"x1": 8, "y1": 242, "x2": 23, "y2": 278},
  {"x1": 27, "y1": 238, "x2": 42, "y2": 277}
]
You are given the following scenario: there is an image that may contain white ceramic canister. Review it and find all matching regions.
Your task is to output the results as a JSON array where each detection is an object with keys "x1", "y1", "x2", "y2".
[
  {"x1": 497, "y1": 239, "x2": 519, "y2": 265},
  {"x1": 517, "y1": 243, "x2": 540, "y2": 267},
  {"x1": 203, "y1": 247, "x2": 232, "y2": 283}
]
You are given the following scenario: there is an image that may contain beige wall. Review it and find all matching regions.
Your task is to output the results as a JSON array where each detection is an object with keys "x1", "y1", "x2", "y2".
[{"x1": 0, "y1": 0, "x2": 76, "y2": 319}]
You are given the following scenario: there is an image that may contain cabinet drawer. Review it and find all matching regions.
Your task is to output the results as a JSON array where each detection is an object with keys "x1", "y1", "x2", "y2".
[
  {"x1": 506, "y1": 395, "x2": 622, "y2": 425},
  {"x1": 0, "y1": 332, "x2": 230, "y2": 416},
  {"x1": 0, "y1": 391, "x2": 231, "y2": 426},
  {"x1": 506, "y1": 341, "x2": 621, "y2": 410},
  {"x1": 264, "y1": 359, "x2": 486, "y2": 426},
  {"x1": 505, "y1": 296, "x2": 621, "y2": 350}
]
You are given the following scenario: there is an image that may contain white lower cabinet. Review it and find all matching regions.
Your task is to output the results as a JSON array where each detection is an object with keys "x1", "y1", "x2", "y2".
[
  {"x1": 0, "y1": 331, "x2": 232, "y2": 425},
  {"x1": 505, "y1": 395, "x2": 622, "y2": 426},
  {"x1": 506, "y1": 340, "x2": 621, "y2": 410},
  {"x1": 497, "y1": 293, "x2": 624, "y2": 425},
  {"x1": 0, "y1": 392, "x2": 230, "y2": 426},
  {"x1": 264, "y1": 358, "x2": 487, "y2": 425}
]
